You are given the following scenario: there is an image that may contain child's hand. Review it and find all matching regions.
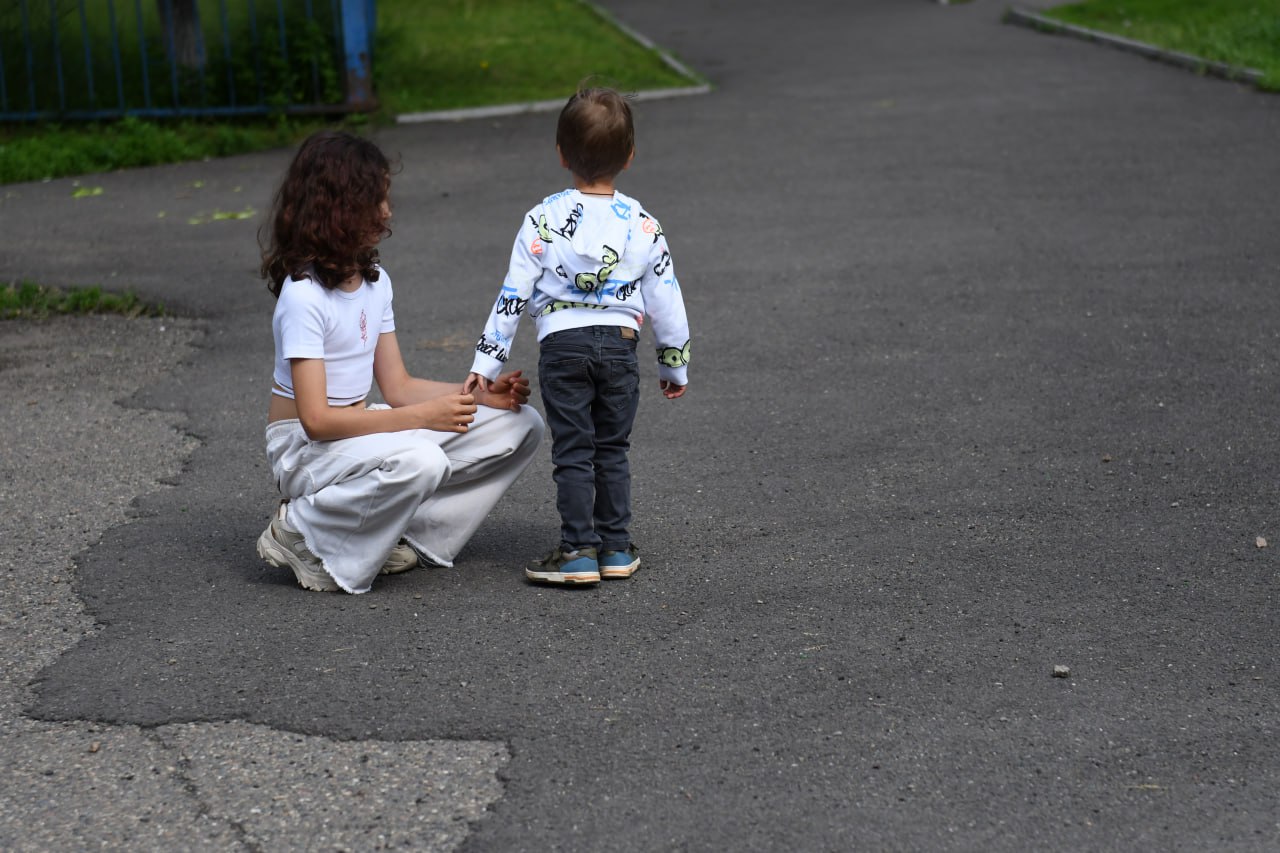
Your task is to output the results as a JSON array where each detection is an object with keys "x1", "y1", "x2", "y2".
[
  {"x1": 659, "y1": 380, "x2": 686, "y2": 400},
  {"x1": 462, "y1": 372, "x2": 490, "y2": 395},
  {"x1": 416, "y1": 393, "x2": 477, "y2": 433},
  {"x1": 479, "y1": 369, "x2": 531, "y2": 411}
]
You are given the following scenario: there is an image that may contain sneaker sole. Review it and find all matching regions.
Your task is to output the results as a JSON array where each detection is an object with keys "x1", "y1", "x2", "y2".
[
  {"x1": 525, "y1": 569, "x2": 601, "y2": 585},
  {"x1": 257, "y1": 528, "x2": 340, "y2": 592},
  {"x1": 600, "y1": 560, "x2": 640, "y2": 579}
]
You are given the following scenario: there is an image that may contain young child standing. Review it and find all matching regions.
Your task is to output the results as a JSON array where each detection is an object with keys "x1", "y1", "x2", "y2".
[
  {"x1": 259, "y1": 130, "x2": 544, "y2": 594},
  {"x1": 464, "y1": 87, "x2": 691, "y2": 586}
]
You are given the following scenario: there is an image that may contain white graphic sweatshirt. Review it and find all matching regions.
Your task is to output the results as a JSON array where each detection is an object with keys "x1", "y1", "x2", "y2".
[{"x1": 468, "y1": 188, "x2": 690, "y2": 387}]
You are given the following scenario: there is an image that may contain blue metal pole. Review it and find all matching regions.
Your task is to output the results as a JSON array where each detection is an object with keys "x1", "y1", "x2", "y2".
[
  {"x1": 0, "y1": 41, "x2": 8, "y2": 114},
  {"x1": 77, "y1": 0, "x2": 96, "y2": 108},
  {"x1": 18, "y1": 0, "x2": 35, "y2": 112},
  {"x1": 247, "y1": 0, "x2": 265, "y2": 105},
  {"x1": 162, "y1": 0, "x2": 180, "y2": 108},
  {"x1": 107, "y1": 0, "x2": 127, "y2": 111},
  {"x1": 133, "y1": 0, "x2": 153, "y2": 110},
  {"x1": 48, "y1": 0, "x2": 66, "y2": 112},
  {"x1": 191, "y1": 0, "x2": 208, "y2": 107},
  {"x1": 340, "y1": 0, "x2": 374, "y2": 110},
  {"x1": 275, "y1": 0, "x2": 287, "y2": 67},
  {"x1": 304, "y1": 0, "x2": 319, "y2": 103}
]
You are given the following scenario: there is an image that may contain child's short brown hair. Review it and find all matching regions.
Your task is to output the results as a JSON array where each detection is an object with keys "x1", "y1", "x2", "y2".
[{"x1": 556, "y1": 87, "x2": 634, "y2": 184}]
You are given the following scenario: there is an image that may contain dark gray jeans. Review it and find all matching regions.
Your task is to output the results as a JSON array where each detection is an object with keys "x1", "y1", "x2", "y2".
[{"x1": 538, "y1": 325, "x2": 640, "y2": 553}]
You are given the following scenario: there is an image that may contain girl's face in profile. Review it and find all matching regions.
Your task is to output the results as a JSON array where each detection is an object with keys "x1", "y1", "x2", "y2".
[
  {"x1": 379, "y1": 176, "x2": 392, "y2": 223},
  {"x1": 370, "y1": 176, "x2": 392, "y2": 244}
]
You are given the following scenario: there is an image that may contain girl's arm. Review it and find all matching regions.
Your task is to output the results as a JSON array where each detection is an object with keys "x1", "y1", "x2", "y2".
[
  {"x1": 292, "y1": 335, "x2": 476, "y2": 441},
  {"x1": 372, "y1": 331, "x2": 463, "y2": 407},
  {"x1": 377, "y1": 332, "x2": 531, "y2": 412}
]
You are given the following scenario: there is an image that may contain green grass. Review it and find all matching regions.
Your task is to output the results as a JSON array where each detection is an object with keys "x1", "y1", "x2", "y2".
[
  {"x1": 0, "y1": 0, "x2": 699, "y2": 185},
  {"x1": 374, "y1": 0, "x2": 693, "y2": 114},
  {"x1": 0, "y1": 281, "x2": 164, "y2": 320},
  {"x1": 0, "y1": 114, "x2": 327, "y2": 185},
  {"x1": 1045, "y1": 0, "x2": 1280, "y2": 89}
]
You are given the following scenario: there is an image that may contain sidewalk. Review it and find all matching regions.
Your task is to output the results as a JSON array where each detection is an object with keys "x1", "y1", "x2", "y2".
[{"x1": 0, "y1": 317, "x2": 507, "y2": 849}]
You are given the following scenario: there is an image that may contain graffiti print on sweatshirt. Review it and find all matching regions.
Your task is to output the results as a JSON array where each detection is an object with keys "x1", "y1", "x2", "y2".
[
  {"x1": 611, "y1": 279, "x2": 640, "y2": 302},
  {"x1": 574, "y1": 245, "x2": 620, "y2": 293},
  {"x1": 475, "y1": 336, "x2": 510, "y2": 363},
  {"x1": 657, "y1": 339, "x2": 691, "y2": 368},
  {"x1": 639, "y1": 212, "x2": 664, "y2": 244},
  {"x1": 494, "y1": 294, "x2": 524, "y2": 317},
  {"x1": 553, "y1": 203, "x2": 584, "y2": 239},
  {"x1": 531, "y1": 213, "x2": 554, "y2": 243},
  {"x1": 540, "y1": 300, "x2": 613, "y2": 315}
]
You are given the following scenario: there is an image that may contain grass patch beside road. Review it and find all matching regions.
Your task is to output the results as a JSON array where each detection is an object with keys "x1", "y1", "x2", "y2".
[
  {"x1": 375, "y1": 0, "x2": 692, "y2": 115},
  {"x1": 0, "y1": 282, "x2": 163, "y2": 320},
  {"x1": 0, "y1": 116, "x2": 313, "y2": 186},
  {"x1": 0, "y1": 0, "x2": 697, "y2": 185},
  {"x1": 1045, "y1": 0, "x2": 1280, "y2": 89}
]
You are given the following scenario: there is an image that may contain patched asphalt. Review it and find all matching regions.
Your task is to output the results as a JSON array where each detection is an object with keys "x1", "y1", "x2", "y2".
[{"x1": 2, "y1": 0, "x2": 1279, "y2": 849}]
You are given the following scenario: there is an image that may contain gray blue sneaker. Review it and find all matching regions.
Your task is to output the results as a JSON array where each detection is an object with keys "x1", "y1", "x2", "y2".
[
  {"x1": 599, "y1": 546, "x2": 640, "y2": 579},
  {"x1": 526, "y1": 546, "x2": 600, "y2": 585}
]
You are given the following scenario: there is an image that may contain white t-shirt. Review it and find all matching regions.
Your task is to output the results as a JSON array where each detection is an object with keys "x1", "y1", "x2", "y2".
[{"x1": 271, "y1": 269, "x2": 396, "y2": 406}]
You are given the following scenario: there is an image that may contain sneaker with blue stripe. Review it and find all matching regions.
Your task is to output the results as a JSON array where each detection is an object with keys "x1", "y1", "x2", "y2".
[
  {"x1": 599, "y1": 546, "x2": 640, "y2": 579},
  {"x1": 526, "y1": 546, "x2": 600, "y2": 585}
]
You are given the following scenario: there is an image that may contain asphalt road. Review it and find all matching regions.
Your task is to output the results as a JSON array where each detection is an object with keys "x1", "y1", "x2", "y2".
[{"x1": 2, "y1": 0, "x2": 1279, "y2": 849}]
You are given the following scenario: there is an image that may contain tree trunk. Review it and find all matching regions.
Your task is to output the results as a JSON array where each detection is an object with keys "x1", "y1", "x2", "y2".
[{"x1": 157, "y1": 0, "x2": 203, "y2": 70}]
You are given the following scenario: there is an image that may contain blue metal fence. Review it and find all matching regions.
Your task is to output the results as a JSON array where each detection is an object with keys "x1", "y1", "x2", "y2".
[{"x1": 0, "y1": 0, "x2": 375, "y2": 121}]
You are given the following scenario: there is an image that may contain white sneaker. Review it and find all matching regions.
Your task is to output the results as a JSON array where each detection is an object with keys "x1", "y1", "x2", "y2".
[
  {"x1": 256, "y1": 503, "x2": 339, "y2": 592},
  {"x1": 379, "y1": 541, "x2": 420, "y2": 575}
]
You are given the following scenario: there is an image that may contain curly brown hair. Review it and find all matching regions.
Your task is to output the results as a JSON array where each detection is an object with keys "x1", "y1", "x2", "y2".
[
  {"x1": 260, "y1": 130, "x2": 393, "y2": 297},
  {"x1": 556, "y1": 87, "x2": 634, "y2": 185}
]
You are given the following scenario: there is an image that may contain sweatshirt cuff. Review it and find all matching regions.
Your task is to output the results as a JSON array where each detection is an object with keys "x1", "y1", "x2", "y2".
[
  {"x1": 658, "y1": 364, "x2": 688, "y2": 387},
  {"x1": 469, "y1": 352, "x2": 505, "y2": 381}
]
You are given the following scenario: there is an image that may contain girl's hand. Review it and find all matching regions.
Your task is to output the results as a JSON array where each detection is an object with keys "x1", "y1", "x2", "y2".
[
  {"x1": 415, "y1": 393, "x2": 477, "y2": 433},
  {"x1": 462, "y1": 372, "x2": 490, "y2": 395},
  {"x1": 659, "y1": 379, "x2": 686, "y2": 400},
  {"x1": 478, "y1": 369, "x2": 531, "y2": 411}
]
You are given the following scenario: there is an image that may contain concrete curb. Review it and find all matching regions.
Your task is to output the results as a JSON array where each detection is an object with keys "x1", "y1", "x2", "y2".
[
  {"x1": 396, "y1": 1, "x2": 710, "y2": 125},
  {"x1": 1003, "y1": 6, "x2": 1265, "y2": 88}
]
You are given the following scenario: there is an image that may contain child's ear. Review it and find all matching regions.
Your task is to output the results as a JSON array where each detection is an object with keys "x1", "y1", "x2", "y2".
[
  {"x1": 623, "y1": 147, "x2": 635, "y2": 171},
  {"x1": 557, "y1": 145, "x2": 569, "y2": 170}
]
